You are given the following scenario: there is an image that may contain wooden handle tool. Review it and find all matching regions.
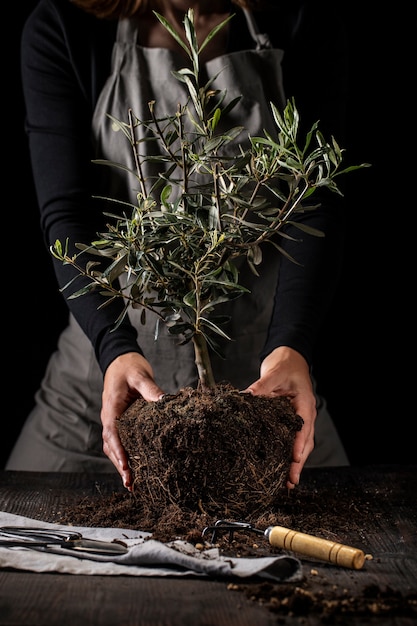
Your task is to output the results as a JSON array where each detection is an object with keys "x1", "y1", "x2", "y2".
[{"x1": 265, "y1": 525, "x2": 366, "y2": 569}]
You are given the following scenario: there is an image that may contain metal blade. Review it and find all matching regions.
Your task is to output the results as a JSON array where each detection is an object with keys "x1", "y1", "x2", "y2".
[{"x1": 64, "y1": 538, "x2": 128, "y2": 555}]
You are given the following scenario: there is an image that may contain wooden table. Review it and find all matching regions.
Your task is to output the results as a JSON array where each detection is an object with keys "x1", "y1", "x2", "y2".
[{"x1": 0, "y1": 466, "x2": 416, "y2": 626}]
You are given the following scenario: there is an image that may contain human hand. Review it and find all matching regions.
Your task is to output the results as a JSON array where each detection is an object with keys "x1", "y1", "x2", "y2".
[
  {"x1": 101, "y1": 352, "x2": 165, "y2": 491},
  {"x1": 242, "y1": 346, "x2": 316, "y2": 490}
]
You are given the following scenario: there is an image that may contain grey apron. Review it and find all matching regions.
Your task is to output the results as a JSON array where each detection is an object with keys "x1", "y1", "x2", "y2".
[
  {"x1": 91, "y1": 14, "x2": 287, "y2": 393},
  {"x1": 6, "y1": 12, "x2": 349, "y2": 472}
]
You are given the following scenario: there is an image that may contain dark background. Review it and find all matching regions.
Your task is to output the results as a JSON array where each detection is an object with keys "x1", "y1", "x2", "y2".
[{"x1": 4, "y1": 3, "x2": 413, "y2": 468}]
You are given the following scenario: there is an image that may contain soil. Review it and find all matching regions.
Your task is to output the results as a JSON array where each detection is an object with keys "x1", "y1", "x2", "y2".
[
  {"x1": 117, "y1": 383, "x2": 303, "y2": 521},
  {"x1": 59, "y1": 474, "x2": 417, "y2": 623},
  {"x1": 56, "y1": 385, "x2": 417, "y2": 622}
]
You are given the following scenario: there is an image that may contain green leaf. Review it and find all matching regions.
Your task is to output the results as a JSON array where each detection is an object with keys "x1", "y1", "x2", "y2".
[
  {"x1": 102, "y1": 253, "x2": 128, "y2": 283},
  {"x1": 286, "y1": 221, "x2": 325, "y2": 237},
  {"x1": 160, "y1": 184, "x2": 173, "y2": 207},
  {"x1": 153, "y1": 12, "x2": 190, "y2": 56},
  {"x1": 200, "y1": 316, "x2": 232, "y2": 340},
  {"x1": 198, "y1": 14, "x2": 235, "y2": 54},
  {"x1": 183, "y1": 291, "x2": 196, "y2": 307}
]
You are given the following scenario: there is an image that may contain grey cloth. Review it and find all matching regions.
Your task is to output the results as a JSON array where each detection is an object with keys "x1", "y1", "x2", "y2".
[
  {"x1": 0, "y1": 512, "x2": 302, "y2": 581},
  {"x1": 6, "y1": 14, "x2": 349, "y2": 472}
]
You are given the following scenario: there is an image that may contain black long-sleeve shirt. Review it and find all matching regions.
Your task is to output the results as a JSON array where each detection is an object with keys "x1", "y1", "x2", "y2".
[{"x1": 21, "y1": 0, "x2": 348, "y2": 374}]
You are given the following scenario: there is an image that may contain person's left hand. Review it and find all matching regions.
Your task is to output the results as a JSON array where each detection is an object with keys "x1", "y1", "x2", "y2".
[{"x1": 242, "y1": 345, "x2": 316, "y2": 489}]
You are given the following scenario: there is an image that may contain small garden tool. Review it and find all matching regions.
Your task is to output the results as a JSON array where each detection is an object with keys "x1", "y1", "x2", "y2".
[{"x1": 202, "y1": 519, "x2": 368, "y2": 570}]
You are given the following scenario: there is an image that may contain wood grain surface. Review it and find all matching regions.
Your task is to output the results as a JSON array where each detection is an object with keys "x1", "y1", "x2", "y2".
[{"x1": 0, "y1": 466, "x2": 416, "y2": 626}]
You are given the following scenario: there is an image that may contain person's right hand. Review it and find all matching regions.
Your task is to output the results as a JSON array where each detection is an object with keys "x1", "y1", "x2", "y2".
[{"x1": 101, "y1": 351, "x2": 165, "y2": 491}]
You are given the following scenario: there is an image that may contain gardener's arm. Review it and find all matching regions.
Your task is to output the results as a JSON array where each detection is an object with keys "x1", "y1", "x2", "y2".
[
  {"x1": 21, "y1": 2, "x2": 138, "y2": 375},
  {"x1": 243, "y1": 346, "x2": 315, "y2": 490}
]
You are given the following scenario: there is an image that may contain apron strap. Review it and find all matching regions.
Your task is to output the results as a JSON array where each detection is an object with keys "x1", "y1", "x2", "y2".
[{"x1": 242, "y1": 9, "x2": 272, "y2": 50}]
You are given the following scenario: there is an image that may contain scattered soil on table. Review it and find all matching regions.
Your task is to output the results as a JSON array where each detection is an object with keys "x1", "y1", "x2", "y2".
[
  {"x1": 59, "y1": 478, "x2": 417, "y2": 622},
  {"x1": 57, "y1": 386, "x2": 417, "y2": 622}
]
